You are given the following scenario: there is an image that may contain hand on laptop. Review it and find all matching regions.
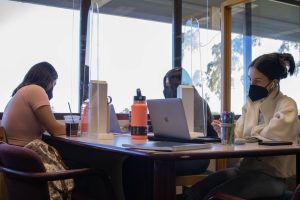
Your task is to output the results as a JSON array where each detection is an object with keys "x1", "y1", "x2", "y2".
[{"x1": 211, "y1": 119, "x2": 221, "y2": 136}]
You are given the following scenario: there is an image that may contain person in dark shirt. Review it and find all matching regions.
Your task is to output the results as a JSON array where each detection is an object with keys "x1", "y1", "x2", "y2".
[
  {"x1": 122, "y1": 67, "x2": 218, "y2": 200},
  {"x1": 163, "y1": 67, "x2": 218, "y2": 137},
  {"x1": 163, "y1": 67, "x2": 217, "y2": 176}
]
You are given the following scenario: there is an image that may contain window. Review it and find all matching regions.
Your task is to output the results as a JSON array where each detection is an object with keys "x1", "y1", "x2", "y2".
[
  {"x1": 86, "y1": 2, "x2": 173, "y2": 113},
  {"x1": 182, "y1": 0, "x2": 222, "y2": 114},
  {"x1": 0, "y1": 0, "x2": 80, "y2": 112},
  {"x1": 88, "y1": 0, "x2": 223, "y2": 113},
  {"x1": 2, "y1": 0, "x2": 298, "y2": 116}
]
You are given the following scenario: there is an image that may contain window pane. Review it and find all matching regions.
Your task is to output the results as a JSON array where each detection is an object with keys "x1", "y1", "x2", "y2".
[
  {"x1": 87, "y1": 2, "x2": 173, "y2": 113},
  {"x1": 182, "y1": 0, "x2": 222, "y2": 114},
  {"x1": 0, "y1": 0, "x2": 80, "y2": 113},
  {"x1": 231, "y1": 0, "x2": 300, "y2": 114}
]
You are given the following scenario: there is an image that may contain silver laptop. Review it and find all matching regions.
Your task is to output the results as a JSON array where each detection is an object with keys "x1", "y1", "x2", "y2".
[{"x1": 147, "y1": 98, "x2": 204, "y2": 140}]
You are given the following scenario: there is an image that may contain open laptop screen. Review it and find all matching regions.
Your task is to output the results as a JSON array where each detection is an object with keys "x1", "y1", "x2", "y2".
[{"x1": 147, "y1": 98, "x2": 197, "y2": 140}]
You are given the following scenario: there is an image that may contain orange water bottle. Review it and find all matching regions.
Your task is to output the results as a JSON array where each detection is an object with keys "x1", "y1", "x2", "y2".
[
  {"x1": 80, "y1": 99, "x2": 89, "y2": 133},
  {"x1": 131, "y1": 88, "x2": 148, "y2": 139}
]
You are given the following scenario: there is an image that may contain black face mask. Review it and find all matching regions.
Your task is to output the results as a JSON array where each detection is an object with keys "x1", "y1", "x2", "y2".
[
  {"x1": 46, "y1": 88, "x2": 53, "y2": 100},
  {"x1": 248, "y1": 83, "x2": 270, "y2": 102},
  {"x1": 163, "y1": 87, "x2": 177, "y2": 98}
]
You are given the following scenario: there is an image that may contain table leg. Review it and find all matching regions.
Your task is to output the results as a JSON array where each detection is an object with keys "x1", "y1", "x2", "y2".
[{"x1": 153, "y1": 160, "x2": 176, "y2": 200}]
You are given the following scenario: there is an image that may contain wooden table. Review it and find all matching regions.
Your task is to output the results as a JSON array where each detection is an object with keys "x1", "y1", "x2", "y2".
[{"x1": 44, "y1": 133, "x2": 300, "y2": 200}]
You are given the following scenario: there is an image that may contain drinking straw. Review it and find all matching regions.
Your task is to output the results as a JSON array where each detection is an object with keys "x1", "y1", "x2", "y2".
[
  {"x1": 230, "y1": 112, "x2": 235, "y2": 144},
  {"x1": 67, "y1": 102, "x2": 75, "y2": 123}
]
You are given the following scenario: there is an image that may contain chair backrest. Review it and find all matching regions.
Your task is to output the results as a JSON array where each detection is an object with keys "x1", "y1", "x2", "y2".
[
  {"x1": 0, "y1": 127, "x2": 7, "y2": 143},
  {"x1": 0, "y1": 143, "x2": 50, "y2": 200}
]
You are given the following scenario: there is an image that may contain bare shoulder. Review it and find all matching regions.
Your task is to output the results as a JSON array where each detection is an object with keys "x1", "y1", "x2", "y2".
[{"x1": 22, "y1": 84, "x2": 44, "y2": 92}]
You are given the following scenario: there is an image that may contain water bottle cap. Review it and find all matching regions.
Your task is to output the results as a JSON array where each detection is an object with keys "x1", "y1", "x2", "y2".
[{"x1": 134, "y1": 88, "x2": 146, "y2": 101}]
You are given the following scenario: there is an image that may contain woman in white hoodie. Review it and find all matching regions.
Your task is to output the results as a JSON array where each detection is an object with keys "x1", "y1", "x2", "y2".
[{"x1": 184, "y1": 52, "x2": 299, "y2": 200}]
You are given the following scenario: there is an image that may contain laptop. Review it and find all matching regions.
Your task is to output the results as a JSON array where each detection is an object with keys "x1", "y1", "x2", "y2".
[{"x1": 147, "y1": 98, "x2": 220, "y2": 143}]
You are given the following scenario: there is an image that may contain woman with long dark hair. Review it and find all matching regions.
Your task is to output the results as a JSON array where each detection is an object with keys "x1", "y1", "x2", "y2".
[{"x1": 2, "y1": 62, "x2": 65, "y2": 146}]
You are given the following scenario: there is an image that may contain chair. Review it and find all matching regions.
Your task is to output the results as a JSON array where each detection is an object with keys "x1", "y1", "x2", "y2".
[{"x1": 0, "y1": 143, "x2": 115, "y2": 200}]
